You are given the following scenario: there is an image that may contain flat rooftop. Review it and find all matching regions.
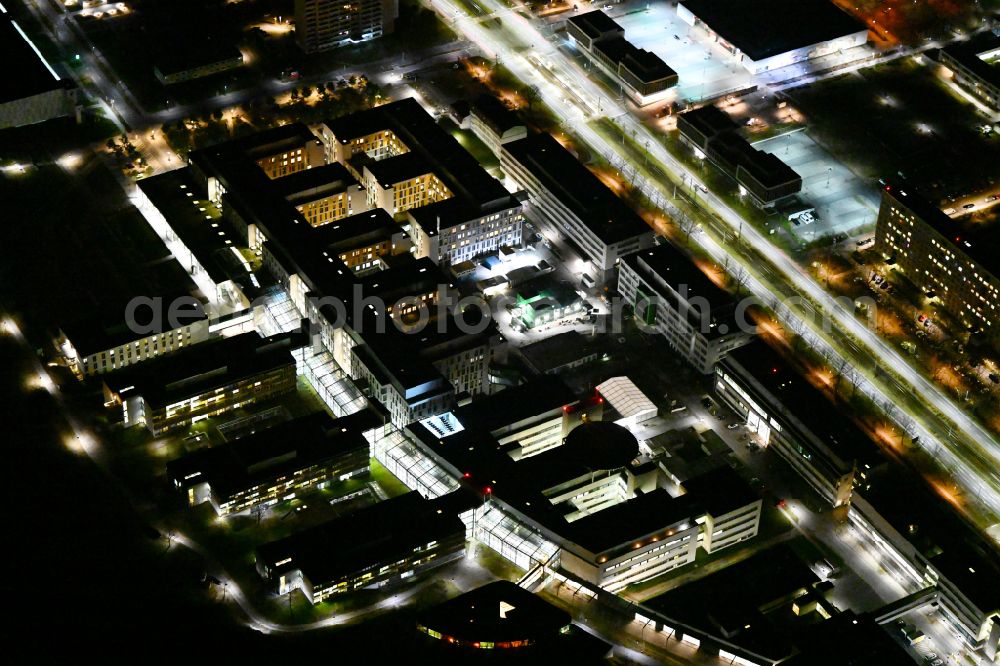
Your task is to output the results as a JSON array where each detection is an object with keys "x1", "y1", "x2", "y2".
[
  {"x1": 861, "y1": 465, "x2": 1000, "y2": 614},
  {"x1": 325, "y1": 98, "x2": 515, "y2": 211},
  {"x1": 679, "y1": 0, "x2": 867, "y2": 62},
  {"x1": 0, "y1": 12, "x2": 65, "y2": 104},
  {"x1": 417, "y1": 581, "x2": 570, "y2": 645},
  {"x1": 272, "y1": 162, "x2": 359, "y2": 205},
  {"x1": 154, "y1": 39, "x2": 242, "y2": 77},
  {"x1": 518, "y1": 330, "x2": 603, "y2": 374},
  {"x1": 61, "y1": 290, "x2": 206, "y2": 357},
  {"x1": 941, "y1": 32, "x2": 1000, "y2": 90},
  {"x1": 503, "y1": 132, "x2": 650, "y2": 245},
  {"x1": 622, "y1": 243, "x2": 743, "y2": 340},
  {"x1": 567, "y1": 10, "x2": 622, "y2": 40},
  {"x1": 884, "y1": 184, "x2": 1000, "y2": 279},
  {"x1": 469, "y1": 93, "x2": 524, "y2": 136},
  {"x1": 166, "y1": 409, "x2": 376, "y2": 498},
  {"x1": 595, "y1": 38, "x2": 677, "y2": 82},
  {"x1": 723, "y1": 342, "x2": 885, "y2": 467},
  {"x1": 137, "y1": 168, "x2": 250, "y2": 285},
  {"x1": 256, "y1": 491, "x2": 465, "y2": 585},
  {"x1": 644, "y1": 541, "x2": 821, "y2": 660},
  {"x1": 781, "y1": 611, "x2": 913, "y2": 666},
  {"x1": 104, "y1": 331, "x2": 297, "y2": 408}
]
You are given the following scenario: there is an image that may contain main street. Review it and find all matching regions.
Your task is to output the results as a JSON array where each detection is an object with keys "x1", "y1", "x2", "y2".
[{"x1": 423, "y1": 0, "x2": 1000, "y2": 525}]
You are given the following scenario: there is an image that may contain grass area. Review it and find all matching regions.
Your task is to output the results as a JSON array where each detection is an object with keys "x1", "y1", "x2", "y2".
[
  {"x1": 370, "y1": 459, "x2": 412, "y2": 498},
  {"x1": 438, "y1": 117, "x2": 500, "y2": 170}
]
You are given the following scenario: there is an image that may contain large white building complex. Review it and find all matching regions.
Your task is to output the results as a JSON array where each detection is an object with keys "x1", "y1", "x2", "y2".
[
  {"x1": 402, "y1": 380, "x2": 762, "y2": 594},
  {"x1": 677, "y1": 0, "x2": 869, "y2": 75}
]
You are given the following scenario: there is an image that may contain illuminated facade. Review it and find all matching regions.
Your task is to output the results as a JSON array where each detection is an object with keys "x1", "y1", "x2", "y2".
[
  {"x1": 255, "y1": 492, "x2": 465, "y2": 603},
  {"x1": 501, "y1": 132, "x2": 655, "y2": 283},
  {"x1": 618, "y1": 245, "x2": 754, "y2": 374},
  {"x1": 103, "y1": 332, "x2": 300, "y2": 435},
  {"x1": 167, "y1": 410, "x2": 378, "y2": 516},
  {"x1": 875, "y1": 186, "x2": 1000, "y2": 331},
  {"x1": 715, "y1": 343, "x2": 885, "y2": 508},
  {"x1": 939, "y1": 34, "x2": 1000, "y2": 112},
  {"x1": 294, "y1": 0, "x2": 399, "y2": 53}
]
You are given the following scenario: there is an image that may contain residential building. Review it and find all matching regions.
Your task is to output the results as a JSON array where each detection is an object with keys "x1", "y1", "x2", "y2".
[
  {"x1": 618, "y1": 244, "x2": 754, "y2": 374},
  {"x1": 294, "y1": 0, "x2": 398, "y2": 53},
  {"x1": 677, "y1": 0, "x2": 869, "y2": 75},
  {"x1": 678, "y1": 105, "x2": 801, "y2": 208},
  {"x1": 715, "y1": 342, "x2": 886, "y2": 507},
  {"x1": 103, "y1": 331, "x2": 301, "y2": 435},
  {"x1": 501, "y1": 132, "x2": 655, "y2": 284},
  {"x1": 874, "y1": 184, "x2": 999, "y2": 332},
  {"x1": 0, "y1": 9, "x2": 77, "y2": 130},
  {"x1": 255, "y1": 491, "x2": 466, "y2": 603},
  {"x1": 167, "y1": 409, "x2": 380, "y2": 515}
]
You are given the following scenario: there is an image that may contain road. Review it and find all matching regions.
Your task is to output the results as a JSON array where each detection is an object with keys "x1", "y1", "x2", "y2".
[{"x1": 423, "y1": 0, "x2": 1000, "y2": 526}]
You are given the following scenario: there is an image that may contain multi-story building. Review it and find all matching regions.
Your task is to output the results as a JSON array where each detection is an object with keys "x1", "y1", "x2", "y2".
[
  {"x1": 0, "y1": 10, "x2": 78, "y2": 130},
  {"x1": 874, "y1": 184, "x2": 1000, "y2": 332},
  {"x1": 294, "y1": 0, "x2": 398, "y2": 53},
  {"x1": 103, "y1": 331, "x2": 301, "y2": 435},
  {"x1": 459, "y1": 94, "x2": 528, "y2": 157},
  {"x1": 849, "y1": 466, "x2": 1000, "y2": 658},
  {"x1": 715, "y1": 342, "x2": 886, "y2": 508},
  {"x1": 618, "y1": 244, "x2": 754, "y2": 373},
  {"x1": 320, "y1": 99, "x2": 523, "y2": 266},
  {"x1": 567, "y1": 11, "x2": 677, "y2": 105},
  {"x1": 405, "y1": 384, "x2": 762, "y2": 593},
  {"x1": 272, "y1": 163, "x2": 369, "y2": 227},
  {"x1": 59, "y1": 296, "x2": 214, "y2": 378},
  {"x1": 167, "y1": 409, "x2": 379, "y2": 515},
  {"x1": 255, "y1": 491, "x2": 466, "y2": 603},
  {"x1": 501, "y1": 132, "x2": 655, "y2": 284},
  {"x1": 153, "y1": 45, "x2": 244, "y2": 85},
  {"x1": 677, "y1": 0, "x2": 869, "y2": 75},
  {"x1": 678, "y1": 105, "x2": 801, "y2": 208},
  {"x1": 938, "y1": 33, "x2": 1000, "y2": 111}
]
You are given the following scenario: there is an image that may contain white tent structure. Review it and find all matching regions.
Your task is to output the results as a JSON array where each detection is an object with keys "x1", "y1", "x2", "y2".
[{"x1": 596, "y1": 377, "x2": 658, "y2": 430}]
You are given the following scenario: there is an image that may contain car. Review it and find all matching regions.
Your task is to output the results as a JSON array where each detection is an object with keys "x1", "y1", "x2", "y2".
[
  {"x1": 922, "y1": 654, "x2": 938, "y2": 662},
  {"x1": 985, "y1": 194, "x2": 999, "y2": 202},
  {"x1": 963, "y1": 203, "x2": 976, "y2": 209},
  {"x1": 930, "y1": 660, "x2": 943, "y2": 666},
  {"x1": 727, "y1": 423, "x2": 741, "y2": 430}
]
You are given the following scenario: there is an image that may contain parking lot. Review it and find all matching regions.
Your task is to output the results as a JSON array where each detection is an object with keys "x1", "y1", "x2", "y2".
[
  {"x1": 753, "y1": 129, "x2": 880, "y2": 242},
  {"x1": 609, "y1": 1, "x2": 756, "y2": 103}
]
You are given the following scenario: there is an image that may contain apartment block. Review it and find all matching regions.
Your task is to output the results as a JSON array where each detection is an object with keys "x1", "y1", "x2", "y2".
[
  {"x1": 294, "y1": 0, "x2": 398, "y2": 53},
  {"x1": 875, "y1": 184, "x2": 999, "y2": 332}
]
